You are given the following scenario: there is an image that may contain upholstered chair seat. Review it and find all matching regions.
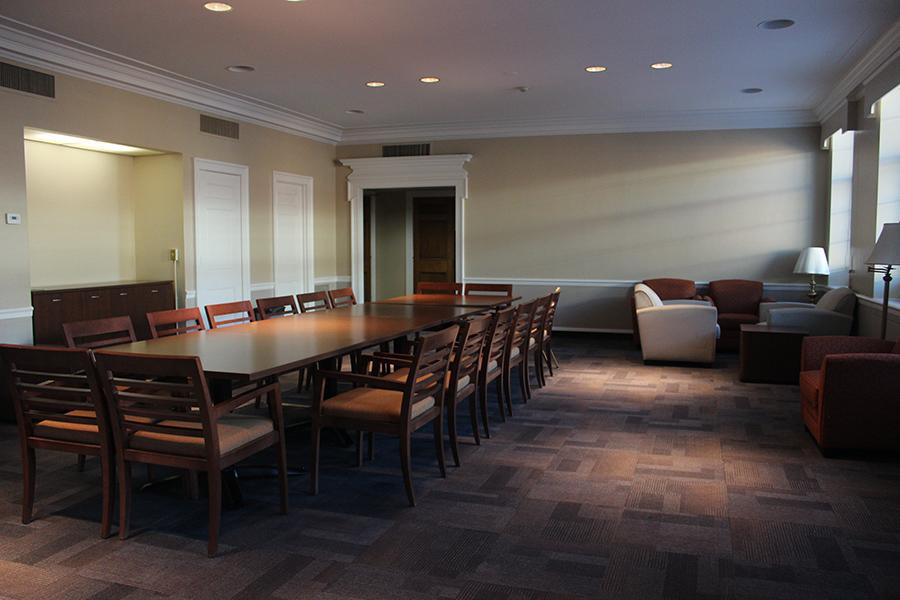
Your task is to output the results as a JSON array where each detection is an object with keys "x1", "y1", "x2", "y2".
[
  {"x1": 634, "y1": 284, "x2": 719, "y2": 364},
  {"x1": 708, "y1": 279, "x2": 771, "y2": 351},
  {"x1": 760, "y1": 287, "x2": 857, "y2": 336},
  {"x1": 129, "y1": 415, "x2": 275, "y2": 458}
]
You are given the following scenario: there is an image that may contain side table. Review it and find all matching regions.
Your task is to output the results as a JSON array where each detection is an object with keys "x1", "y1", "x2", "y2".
[{"x1": 739, "y1": 324, "x2": 808, "y2": 384}]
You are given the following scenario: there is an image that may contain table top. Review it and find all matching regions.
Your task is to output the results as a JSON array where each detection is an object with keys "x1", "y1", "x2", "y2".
[
  {"x1": 374, "y1": 294, "x2": 519, "y2": 308},
  {"x1": 103, "y1": 303, "x2": 479, "y2": 381},
  {"x1": 740, "y1": 324, "x2": 808, "y2": 335}
]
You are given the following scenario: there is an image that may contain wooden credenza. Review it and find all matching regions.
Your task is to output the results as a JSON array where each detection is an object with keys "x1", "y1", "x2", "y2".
[{"x1": 32, "y1": 280, "x2": 175, "y2": 345}]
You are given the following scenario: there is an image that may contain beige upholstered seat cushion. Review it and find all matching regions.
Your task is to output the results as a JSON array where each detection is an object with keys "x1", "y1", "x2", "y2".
[
  {"x1": 129, "y1": 415, "x2": 274, "y2": 458},
  {"x1": 322, "y1": 388, "x2": 434, "y2": 423},
  {"x1": 510, "y1": 347, "x2": 520, "y2": 359},
  {"x1": 34, "y1": 409, "x2": 153, "y2": 445},
  {"x1": 487, "y1": 360, "x2": 499, "y2": 373}
]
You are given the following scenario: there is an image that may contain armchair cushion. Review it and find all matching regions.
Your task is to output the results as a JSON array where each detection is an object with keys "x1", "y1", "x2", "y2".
[
  {"x1": 718, "y1": 313, "x2": 759, "y2": 329},
  {"x1": 759, "y1": 301, "x2": 813, "y2": 323},
  {"x1": 768, "y1": 308, "x2": 853, "y2": 336},
  {"x1": 322, "y1": 387, "x2": 434, "y2": 423},
  {"x1": 815, "y1": 287, "x2": 856, "y2": 315},
  {"x1": 708, "y1": 280, "x2": 765, "y2": 315},
  {"x1": 636, "y1": 303, "x2": 718, "y2": 363},
  {"x1": 642, "y1": 278, "x2": 697, "y2": 301},
  {"x1": 130, "y1": 415, "x2": 274, "y2": 458}
]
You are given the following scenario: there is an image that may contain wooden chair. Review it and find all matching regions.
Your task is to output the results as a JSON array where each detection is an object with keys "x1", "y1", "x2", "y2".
[
  {"x1": 147, "y1": 307, "x2": 206, "y2": 339},
  {"x1": 205, "y1": 301, "x2": 255, "y2": 329},
  {"x1": 327, "y1": 287, "x2": 357, "y2": 309},
  {"x1": 504, "y1": 299, "x2": 538, "y2": 410},
  {"x1": 540, "y1": 288, "x2": 562, "y2": 378},
  {"x1": 63, "y1": 316, "x2": 137, "y2": 349},
  {"x1": 417, "y1": 282, "x2": 462, "y2": 295},
  {"x1": 529, "y1": 295, "x2": 552, "y2": 389},
  {"x1": 256, "y1": 295, "x2": 299, "y2": 320},
  {"x1": 478, "y1": 307, "x2": 517, "y2": 438},
  {"x1": 310, "y1": 325, "x2": 459, "y2": 506},
  {"x1": 297, "y1": 291, "x2": 333, "y2": 313},
  {"x1": 0, "y1": 345, "x2": 114, "y2": 538},
  {"x1": 464, "y1": 283, "x2": 513, "y2": 296},
  {"x1": 93, "y1": 351, "x2": 288, "y2": 557}
]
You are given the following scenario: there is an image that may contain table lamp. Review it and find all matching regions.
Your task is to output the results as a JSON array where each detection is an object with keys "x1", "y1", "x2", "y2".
[
  {"x1": 793, "y1": 247, "x2": 829, "y2": 301},
  {"x1": 866, "y1": 222, "x2": 900, "y2": 340}
]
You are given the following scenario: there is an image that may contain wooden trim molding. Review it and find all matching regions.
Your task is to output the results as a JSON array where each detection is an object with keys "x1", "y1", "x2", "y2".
[{"x1": 0, "y1": 306, "x2": 34, "y2": 320}]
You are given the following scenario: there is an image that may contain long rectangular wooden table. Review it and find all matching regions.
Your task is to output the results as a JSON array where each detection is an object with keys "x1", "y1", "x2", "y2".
[
  {"x1": 105, "y1": 303, "x2": 480, "y2": 383},
  {"x1": 373, "y1": 294, "x2": 519, "y2": 308}
]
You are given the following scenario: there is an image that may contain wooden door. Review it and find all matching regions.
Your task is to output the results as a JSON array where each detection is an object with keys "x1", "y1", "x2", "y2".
[
  {"x1": 413, "y1": 196, "x2": 455, "y2": 289},
  {"x1": 273, "y1": 171, "x2": 314, "y2": 296}
]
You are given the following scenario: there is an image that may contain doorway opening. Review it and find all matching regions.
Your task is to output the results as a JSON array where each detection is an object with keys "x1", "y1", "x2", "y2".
[{"x1": 362, "y1": 187, "x2": 455, "y2": 301}]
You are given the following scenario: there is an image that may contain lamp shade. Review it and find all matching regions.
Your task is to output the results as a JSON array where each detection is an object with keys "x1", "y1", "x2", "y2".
[
  {"x1": 866, "y1": 223, "x2": 900, "y2": 265},
  {"x1": 793, "y1": 247, "x2": 830, "y2": 275}
]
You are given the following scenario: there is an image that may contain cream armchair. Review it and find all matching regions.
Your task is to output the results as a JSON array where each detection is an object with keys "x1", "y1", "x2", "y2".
[
  {"x1": 759, "y1": 287, "x2": 856, "y2": 336},
  {"x1": 634, "y1": 284, "x2": 719, "y2": 364}
]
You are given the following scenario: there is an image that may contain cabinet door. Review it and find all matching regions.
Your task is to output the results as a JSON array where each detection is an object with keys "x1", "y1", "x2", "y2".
[
  {"x1": 131, "y1": 283, "x2": 175, "y2": 340},
  {"x1": 32, "y1": 291, "x2": 84, "y2": 345},
  {"x1": 82, "y1": 289, "x2": 113, "y2": 320},
  {"x1": 109, "y1": 287, "x2": 134, "y2": 319}
]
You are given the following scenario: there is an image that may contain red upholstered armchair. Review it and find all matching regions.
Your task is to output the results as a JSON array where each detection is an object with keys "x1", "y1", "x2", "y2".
[
  {"x1": 707, "y1": 279, "x2": 772, "y2": 351},
  {"x1": 799, "y1": 336, "x2": 900, "y2": 454},
  {"x1": 630, "y1": 278, "x2": 710, "y2": 345}
]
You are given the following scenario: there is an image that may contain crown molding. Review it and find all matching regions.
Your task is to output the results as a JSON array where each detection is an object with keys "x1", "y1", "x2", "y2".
[
  {"x1": 338, "y1": 108, "x2": 818, "y2": 145},
  {"x1": 813, "y1": 20, "x2": 900, "y2": 122},
  {"x1": 0, "y1": 18, "x2": 343, "y2": 144}
]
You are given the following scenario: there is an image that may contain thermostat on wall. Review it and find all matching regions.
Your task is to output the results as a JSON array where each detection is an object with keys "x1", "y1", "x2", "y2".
[{"x1": 5, "y1": 213, "x2": 21, "y2": 225}]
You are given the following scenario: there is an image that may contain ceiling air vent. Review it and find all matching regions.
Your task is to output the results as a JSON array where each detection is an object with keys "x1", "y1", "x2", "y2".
[
  {"x1": 200, "y1": 114, "x2": 239, "y2": 139},
  {"x1": 0, "y1": 62, "x2": 55, "y2": 98},
  {"x1": 382, "y1": 143, "x2": 430, "y2": 157}
]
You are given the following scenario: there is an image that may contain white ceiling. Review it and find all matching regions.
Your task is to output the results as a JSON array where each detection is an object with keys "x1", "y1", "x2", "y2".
[{"x1": 1, "y1": 0, "x2": 899, "y2": 143}]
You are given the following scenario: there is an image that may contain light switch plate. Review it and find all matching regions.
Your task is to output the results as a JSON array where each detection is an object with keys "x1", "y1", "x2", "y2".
[{"x1": 5, "y1": 213, "x2": 22, "y2": 225}]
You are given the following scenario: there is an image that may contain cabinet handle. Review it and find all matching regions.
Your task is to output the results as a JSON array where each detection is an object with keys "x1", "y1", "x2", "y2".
[
  {"x1": 119, "y1": 292, "x2": 128, "y2": 296},
  {"x1": 51, "y1": 298, "x2": 62, "y2": 303},
  {"x1": 151, "y1": 289, "x2": 159, "y2": 293},
  {"x1": 90, "y1": 295, "x2": 100, "y2": 299}
]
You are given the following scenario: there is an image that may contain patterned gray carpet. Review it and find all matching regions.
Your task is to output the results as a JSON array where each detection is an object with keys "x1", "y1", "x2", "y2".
[{"x1": 0, "y1": 334, "x2": 898, "y2": 599}]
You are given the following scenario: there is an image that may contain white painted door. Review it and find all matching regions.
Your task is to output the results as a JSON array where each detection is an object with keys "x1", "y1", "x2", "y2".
[
  {"x1": 273, "y1": 171, "x2": 314, "y2": 296},
  {"x1": 194, "y1": 159, "x2": 250, "y2": 311}
]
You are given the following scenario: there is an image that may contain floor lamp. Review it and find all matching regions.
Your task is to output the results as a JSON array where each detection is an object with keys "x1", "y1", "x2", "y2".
[{"x1": 866, "y1": 223, "x2": 900, "y2": 340}]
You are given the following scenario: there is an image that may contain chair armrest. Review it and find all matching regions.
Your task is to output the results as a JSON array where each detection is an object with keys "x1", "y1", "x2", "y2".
[
  {"x1": 212, "y1": 382, "x2": 279, "y2": 419},
  {"x1": 768, "y1": 309, "x2": 852, "y2": 336},
  {"x1": 360, "y1": 353, "x2": 414, "y2": 375},
  {"x1": 800, "y1": 336, "x2": 894, "y2": 371},
  {"x1": 759, "y1": 301, "x2": 813, "y2": 322},
  {"x1": 662, "y1": 299, "x2": 713, "y2": 306},
  {"x1": 314, "y1": 369, "x2": 407, "y2": 391}
]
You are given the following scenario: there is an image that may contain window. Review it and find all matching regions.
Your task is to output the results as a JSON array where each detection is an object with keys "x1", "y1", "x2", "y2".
[
  {"x1": 875, "y1": 84, "x2": 900, "y2": 299},
  {"x1": 827, "y1": 130, "x2": 854, "y2": 287}
]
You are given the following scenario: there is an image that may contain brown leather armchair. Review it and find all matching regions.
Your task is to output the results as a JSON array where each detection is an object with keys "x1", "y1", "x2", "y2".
[
  {"x1": 707, "y1": 279, "x2": 772, "y2": 351},
  {"x1": 630, "y1": 278, "x2": 710, "y2": 345},
  {"x1": 799, "y1": 336, "x2": 900, "y2": 454}
]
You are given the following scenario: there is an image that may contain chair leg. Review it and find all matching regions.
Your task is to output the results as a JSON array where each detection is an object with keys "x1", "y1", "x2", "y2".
[
  {"x1": 535, "y1": 348, "x2": 546, "y2": 388},
  {"x1": 479, "y1": 381, "x2": 491, "y2": 439},
  {"x1": 448, "y1": 401, "x2": 461, "y2": 467},
  {"x1": 21, "y1": 446, "x2": 35, "y2": 525},
  {"x1": 207, "y1": 469, "x2": 222, "y2": 557},
  {"x1": 77, "y1": 454, "x2": 86, "y2": 472},
  {"x1": 433, "y1": 415, "x2": 447, "y2": 478},
  {"x1": 310, "y1": 423, "x2": 321, "y2": 495},
  {"x1": 117, "y1": 459, "x2": 132, "y2": 540},
  {"x1": 469, "y1": 395, "x2": 481, "y2": 446},
  {"x1": 551, "y1": 348, "x2": 560, "y2": 369},
  {"x1": 368, "y1": 432, "x2": 375, "y2": 461},
  {"x1": 356, "y1": 430, "x2": 364, "y2": 467},
  {"x1": 399, "y1": 431, "x2": 416, "y2": 507},
  {"x1": 99, "y1": 452, "x2": 113, "y2": 538},
  {"x1": 276, "y1": 439, "x2": 289, "y2": 515},
  {"x1": 498, "y1": 372, "x2": 509, "y2": 421},
  {"x1": 519, "y1": 362, "x2": 531, "y2": 402}
]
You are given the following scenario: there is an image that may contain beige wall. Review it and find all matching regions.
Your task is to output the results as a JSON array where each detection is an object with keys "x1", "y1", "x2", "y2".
[
  {"x1": 0, "y1": 64, "x2": 338, "y2": 343},
  {"x1": 25, "y1": 141, "x2": 137, "y2": 286}
]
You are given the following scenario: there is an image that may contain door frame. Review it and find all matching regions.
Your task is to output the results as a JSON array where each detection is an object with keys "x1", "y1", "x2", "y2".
[
  {"x1": 192, "y1": 158, "x2": 250, "y2": 309},
  {"x1": 339, "y1": 155, "x2": 472, "y2": 302},
  {"x1": 272, "y1": 170, "x2": 315, "y2": 295}
]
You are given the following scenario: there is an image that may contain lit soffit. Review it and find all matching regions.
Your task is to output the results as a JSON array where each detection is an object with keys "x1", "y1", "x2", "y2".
[{"x1": 23, "y1": 128, "x2": 167, "y2": 156}]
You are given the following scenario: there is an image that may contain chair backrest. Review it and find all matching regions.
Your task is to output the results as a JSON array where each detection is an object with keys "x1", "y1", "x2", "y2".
[
  {"x1": 417, "y1": 282, "x2": 462, "y2": 295},
  {"x1": 530, "y1": 295, "x2": 552, "y2": 344},
  {"x1": 634, "y1": 283, "x2": 664, "y2": 310},
  {"x1": 482, "y1": 306, "x2": 517, "y2": 374},
  {"x1": 63, "y1": 316, "x2": 136, "y2": 349},
  {"x1": 93, "y1": 352, "x2": 218, "y2": 460},
  {"x1": 816, "y1": 287, "x2": 857, "y2": 315},
  {"x1": 403, "y1": 325, "x2": 459, "y2": 416},
  {"x1": 642, "y1": 278, "x2": 697, "y2": 301},
  {"x1": 205, "y1": 300, "x2": 255, "y2": 329},
  {"x1": 297, "y1": 291, "x2": 333, "y2": 313},
  {"x1": 544, "y1": 288, "x2": 561, "y2": 337},
  {"x1": 708, "y1": 279, "x2": 764, "y2": 315},
  {"x1": 448, "y1": 315, "x2": 491, "y2": 398},
  {"x1": 0, "y1": 344, "x2": 109, "y2": 446},
  {"x1": 256, "y1": 295, "x2": 299, "y2": 320},
  {"x1": 328, "y1": 287, "x2": 357, "y2": 309},
  {"x1": 464, "y1": 283, "x2": 513, "y2": 296},
  {"x1": 147, "y1": 307, "x2": 206, "y2": 339},
  {"x1": 510, "y1": 299, "x2": 538, "y2": 357}
]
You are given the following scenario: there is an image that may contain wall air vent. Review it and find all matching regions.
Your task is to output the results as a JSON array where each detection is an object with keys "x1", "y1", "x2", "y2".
[
  {"x1": 0, "y1": 62, "x2": 55, "y2": 98},
  {"x1": 200, "y1": 115, "x2": 240, "y2": 139},
  {"x1": 382, "y1": 143, "x2": 430, "y2": 157}
]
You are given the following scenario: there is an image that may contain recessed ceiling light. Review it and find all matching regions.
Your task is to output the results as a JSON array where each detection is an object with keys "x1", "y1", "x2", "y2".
[
  {"x1": 650, "y1": 62, "x2": 673, "y2": 70},
  {"x1": 419, "y1": 76, "x2": 441, "y2": 84},
  {"x1": 742, "y1": 87, "x2": 764, "y2": 94},
  {"x1": 203, "y1": 2, "x2": 233, "y2": 12},
  {"x1": 285, "y1": 0, "x2": 305, "y2": 2},
  {"x1": 758, "y1": 19, "x2": 795, "y2": 30},
  {"x1": 345, "y1": 109, "x2": 366, "y2": 114},
  {"x1": 585, "y1": 66, "x2": 608, "y2": 73},
  {"x1": 365, "y1": 81, "x2": 385, "y2": 88},
  {"x1": 226, "y1": 65, "x2": 255, "y2": 72}
]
